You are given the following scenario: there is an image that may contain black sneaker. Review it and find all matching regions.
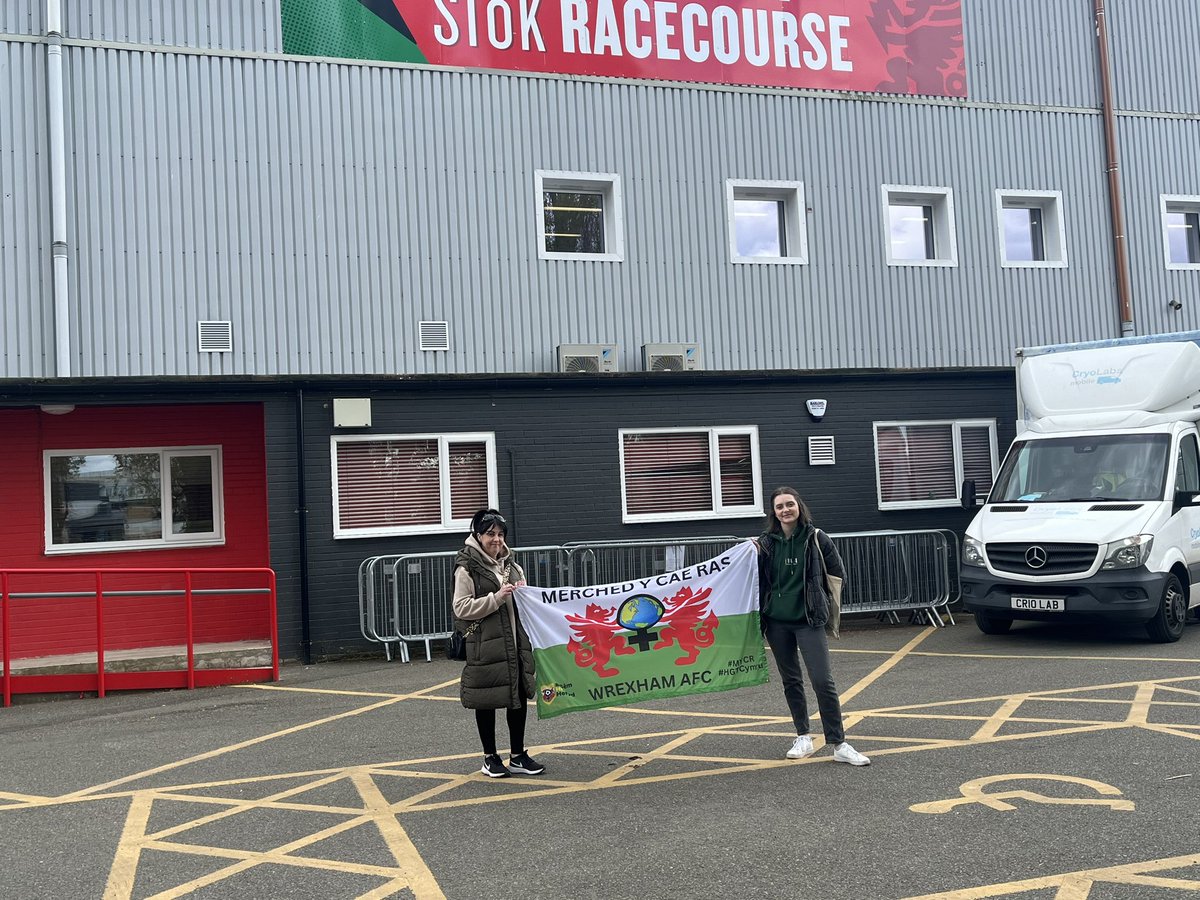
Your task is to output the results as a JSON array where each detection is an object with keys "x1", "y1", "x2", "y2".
[
  {"x1": 481, "y1": 754, "x2": 511, "y2": 778},
  {"x1": 508, "y1": 751, "x2": 545, "y2": 775}
]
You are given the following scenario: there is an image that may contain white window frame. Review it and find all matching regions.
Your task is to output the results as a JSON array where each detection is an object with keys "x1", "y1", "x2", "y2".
[
  {"x1": 331, "y1": 433, "x2": 497, "y2": 538},
  {"x1": 725, "y1": 179, "x2": 809, "y2": 265},
  {"x1": 618, "y1": 426, "x2": 762, "y2": 524},
  {"x1": 881, "y1": 184, "x2": 958, "y2": 267},
  {"x1": 536, "y1": 169, "x2": 625, "y2": 262},
  {"x1": 1161, "y1": 194, "x2": 1200, "y2": 270},
  {"x1": 873, "y1": 419, "x2": 998, "y2": 510},
  {"x1": 44, "y1": 446, "x2": 225, "y2": 554},
  {"x1": 995, "y1": 189, "x2": 1068, "y2": 268}
]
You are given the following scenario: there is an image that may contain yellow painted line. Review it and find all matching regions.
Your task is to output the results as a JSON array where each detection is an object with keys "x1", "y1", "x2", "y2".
[
  {"x1": 349, "y1": 771, "x2": 445, "y2": 899},
  {"x1": 839, "y1": 626, "x2": 937, "y2": 705},
  {"x1": 357, "y1": 878, "x2": 417, "y2": 900},
  {"x1": 1118, "y1": 873, "x2": 1200, "y2": 889},
  {"x1": 143, "y1": 814, "x2": 379, "y2": 899},
  {"x1": 901, "y1": 850, "x2": 1200, "y2": 899},
  {"x1": 0, "y1": 790, "x2": 46, "y2": 802},
  {"x1": 147, "y1": 790, "x2": 365, "y2": 816},
  {"x1": 971, "y1": 696, "x2": 1027, "y2": 741},
  {"x1": 1141, "y1": 723, "x2": 1200, "y2": 741},
  {"x1": 144, "y1": 837, "x2": 404, "y2": 878},
  {"x1": 1126, "y1": 682, "x2": 1156, "y2": 725},
  {"x1": 1155, "y1": 683, "x2": 1200, "y2": 699},
  {"x1": 145, "y1": 773, "x2": 351, "y2": 842},
  {"x1": 237, "y1": 684, "x2": 405, "y2": 698},
  {"x1": 62, "y1": 695, "x2": 408, "y2": 800},
  {"x1": 594, "y1": 731, "x2": 703, "y2": 785},
  {"x1": 910, "y1": 650, "x2": 1200, "y2": 664},
  {"x1": 102, "y1": 794, "x2": 153, "y2": 900}
]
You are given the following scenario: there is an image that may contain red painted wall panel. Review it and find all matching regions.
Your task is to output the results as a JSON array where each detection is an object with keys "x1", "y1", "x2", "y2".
[{"x1": 0, "y1": 404, "x2": 271, "y2": 659}]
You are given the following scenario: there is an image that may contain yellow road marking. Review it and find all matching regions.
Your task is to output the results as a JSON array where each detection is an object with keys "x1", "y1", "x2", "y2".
[
  {"x1": 350, "y1": 771, "x2": 445, "y2": 899},
  {"x1": 902, "y1": 851, "x2": 1200, "y2": 899},
  {"x1": 970, "y1": 696, "x2": 1028, "y2": 741},
  {"x1": 1125, "y1": 682, "x2": 1156, "y2": 725},
  {"x1": 62, "y1": 696, "x2": 407, "y2": 800},
  {"x1": 102, "y1": 794, "x2": 153, "y2": 900},
  {"x1": 839, "y1": 626, "x2": 937, "y2": 704},
  {"x1": 911, "y1": 774, "x2": 1134, "y2": 814}
]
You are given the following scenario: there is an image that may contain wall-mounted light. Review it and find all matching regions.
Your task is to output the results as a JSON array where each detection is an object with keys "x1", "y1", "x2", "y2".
[{"x1": 39, "y1": 404, "x2": 75, "y2": 415}]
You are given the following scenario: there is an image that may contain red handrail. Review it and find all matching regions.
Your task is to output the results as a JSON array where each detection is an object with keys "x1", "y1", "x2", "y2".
[{"x1": 0, "y1": 567, "x2": 278, "y2": 708}]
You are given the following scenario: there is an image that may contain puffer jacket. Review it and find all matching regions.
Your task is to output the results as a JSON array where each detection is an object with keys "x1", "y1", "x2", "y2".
[
  {"x1": 451, "y1": 535, "x2": 534, "y2": 710},
  {"x1": 756, "y1": 525, "x2": 845, "y2": 629}
]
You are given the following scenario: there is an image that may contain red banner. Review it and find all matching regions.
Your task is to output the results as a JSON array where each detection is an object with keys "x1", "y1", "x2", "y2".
[{"x1": 394, "y1": 0, "x2": 966, "y2": 97}]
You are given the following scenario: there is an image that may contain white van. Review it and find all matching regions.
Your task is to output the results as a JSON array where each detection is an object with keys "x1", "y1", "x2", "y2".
[{"x1": 960, "y1": 333, "x2": 1200, "y2": 642}]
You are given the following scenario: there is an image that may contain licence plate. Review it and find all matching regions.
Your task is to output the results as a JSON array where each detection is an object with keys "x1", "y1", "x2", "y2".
[{"x1": 1011, "y1": 596, "x2": 1065, "y2": 612}]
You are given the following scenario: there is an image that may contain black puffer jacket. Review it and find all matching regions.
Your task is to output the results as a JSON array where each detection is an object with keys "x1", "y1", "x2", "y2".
[
  {"x1": 452, "y1": 540, "x2": 535, "y2": 711},
  {"x1": 757, "y1": 526, "x2": 845, "y2": 629}
]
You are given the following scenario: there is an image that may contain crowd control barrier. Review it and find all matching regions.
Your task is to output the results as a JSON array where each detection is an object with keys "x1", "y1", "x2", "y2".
[
  {"x1": 359, "y1": 530, "x2": 960, "y2": 661},
  {"x1": 0, "y1": 567, "x2": 279, "y2": 707}
]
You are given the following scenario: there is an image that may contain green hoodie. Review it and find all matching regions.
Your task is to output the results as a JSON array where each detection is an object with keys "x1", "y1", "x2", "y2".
[{"x1": 764, "y1": 526, "x2": 812, "y2": 622}]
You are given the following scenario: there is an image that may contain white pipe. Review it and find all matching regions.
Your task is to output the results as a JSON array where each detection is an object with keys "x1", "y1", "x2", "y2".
[{"x1": 47, "y1": 0, "x2": 70, "y2": 376}]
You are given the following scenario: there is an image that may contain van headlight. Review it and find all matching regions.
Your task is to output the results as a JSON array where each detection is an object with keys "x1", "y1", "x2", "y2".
[
  {"x1": 963, "y1": 536, "x2": 987, "y2": 567},
  {"x1": 1101, "y1": 534, "x2": 1154, "y2": 570}
]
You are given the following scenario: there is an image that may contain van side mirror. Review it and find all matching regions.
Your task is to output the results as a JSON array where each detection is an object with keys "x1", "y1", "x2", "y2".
[
  {"x1": 961, "y1": 479, "x2": 977, "y2": 510},
  {"x1": 1173, "y1": 491, "x2": 1200, "y2": 514}
]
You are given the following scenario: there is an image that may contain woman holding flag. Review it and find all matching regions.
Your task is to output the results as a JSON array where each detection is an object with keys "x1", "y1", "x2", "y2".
[
  {"x1": 756, "y1": 487, "x2": 871, "y2": 766},
  {"x1": 451, "y1": 508, "x2": 545, "y2": 779}
]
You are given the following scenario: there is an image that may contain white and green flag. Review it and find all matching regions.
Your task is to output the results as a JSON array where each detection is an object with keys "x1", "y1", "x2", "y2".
[{"x1": 514, "y1": 541, "x2": 768, "y2": 719}]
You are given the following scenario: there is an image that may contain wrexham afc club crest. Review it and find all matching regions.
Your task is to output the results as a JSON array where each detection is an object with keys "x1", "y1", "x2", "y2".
[{"x1": 565, "y1": 585, "x2": 718, "y2": 678}]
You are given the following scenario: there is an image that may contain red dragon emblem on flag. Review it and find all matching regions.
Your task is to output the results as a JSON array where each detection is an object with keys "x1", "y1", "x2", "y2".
[{"x1": 565, "y1": 585, "x2": 719, "y2": 678}]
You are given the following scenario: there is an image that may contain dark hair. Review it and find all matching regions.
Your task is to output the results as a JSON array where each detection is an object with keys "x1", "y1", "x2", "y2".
[
  {"x1": 470, "y1": 508, "x2": 508, "y2": 537},
  {"x1": 764, "y1": 486, "x2": 812, "y2": 534}
]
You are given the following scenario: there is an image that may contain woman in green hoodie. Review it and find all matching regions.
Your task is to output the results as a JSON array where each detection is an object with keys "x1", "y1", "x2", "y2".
[{"x1": 756, "y1": 486, "x2": 870, "y2": 766}]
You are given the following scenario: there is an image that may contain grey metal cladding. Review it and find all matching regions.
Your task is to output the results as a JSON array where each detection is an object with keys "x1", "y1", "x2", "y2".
[
  {"x1": 60, "y1": 0, "x2": 282, "y2": 53},
  {"x1": 1109, "y1": 1, "x2": 1200, "y2": 113},
  {"x1": 6, "y1": 2, "x2": 1199, "y2": 379},
  {"x1": 0, "y1": 40, "x2": 52, "y2": 378}
]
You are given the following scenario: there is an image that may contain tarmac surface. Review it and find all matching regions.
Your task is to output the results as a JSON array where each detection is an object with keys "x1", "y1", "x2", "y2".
[{"x1": 2, "y1": 614, "x2": 1199, "y2": 899}]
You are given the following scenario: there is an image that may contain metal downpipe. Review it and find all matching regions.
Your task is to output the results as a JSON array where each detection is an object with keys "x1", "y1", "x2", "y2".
[
  {"x1": 1093, "y1": 0, "x2": 1135, "y2": 335},
  {"x1": 46, "y1": 0, "x2": 71, "y2": 375}
]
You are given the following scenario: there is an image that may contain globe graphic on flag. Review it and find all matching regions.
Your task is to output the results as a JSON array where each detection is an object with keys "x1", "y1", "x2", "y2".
[{"x1": 617, "y1": 595, "x2": 665, "y2": 630}]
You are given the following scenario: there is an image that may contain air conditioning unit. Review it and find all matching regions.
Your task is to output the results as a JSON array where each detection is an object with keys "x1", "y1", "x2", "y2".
[
  {"x1": 557, "y1": 343, "x2": 618, "y2": 373},
  {"x1": 643, "y1": 343, "x2": 702, "y2": 372}
]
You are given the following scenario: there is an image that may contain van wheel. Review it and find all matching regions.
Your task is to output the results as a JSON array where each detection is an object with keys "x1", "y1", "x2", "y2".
[
  {"x1": 1146, "y1": 574, "x2": 1186, "y2": 643},
  {"x1": 975, "y1": 612, "x2": 1013, "y2": 635}
]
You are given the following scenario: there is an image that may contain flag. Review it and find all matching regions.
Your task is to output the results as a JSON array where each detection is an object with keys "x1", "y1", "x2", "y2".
[{"x1": 514, "y1": 541, "x2": 768, "y2": 719}]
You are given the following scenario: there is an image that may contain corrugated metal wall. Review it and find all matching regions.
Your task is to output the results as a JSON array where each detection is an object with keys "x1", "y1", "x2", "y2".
[
  {"x1": 3, "y1": 2, "x2": 1198, "y2": 379},
  {"x1": 0, "y1": 39, "x2": 52, "y2": 378}
]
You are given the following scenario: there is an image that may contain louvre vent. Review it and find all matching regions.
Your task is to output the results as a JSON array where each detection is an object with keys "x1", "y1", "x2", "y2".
[
  {"x1": 808, "y1": 435, "x2": 836, "y2": 466},
  {"x1": 197, "y1": 320, "x2": 233, "y2": 353},
  {"x1": 419, "y1": 321, "x2": 450, "y2": 351}
]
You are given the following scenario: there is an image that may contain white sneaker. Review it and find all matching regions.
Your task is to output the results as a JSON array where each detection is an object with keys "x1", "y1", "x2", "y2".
[
  {"x1": 832, "y1": 742, "x2": 870, "y2": 766},
  {"x1": 786, "y1": 735, "x2": 815, "y2": 759}
]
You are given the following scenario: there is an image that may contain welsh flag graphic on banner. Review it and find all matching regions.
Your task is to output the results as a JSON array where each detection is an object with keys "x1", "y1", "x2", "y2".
[{"x1": 515, "y1": 541, "x2": 768, "y2": 719}]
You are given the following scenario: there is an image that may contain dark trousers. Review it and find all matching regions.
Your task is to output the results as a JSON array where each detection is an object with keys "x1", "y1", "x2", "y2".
[
  {"x1": 475, "y1": 703, "x2": 528, "y2": 757},
  {"x1": 764, "y1": 617, "x2": 845, "y2": 745}
]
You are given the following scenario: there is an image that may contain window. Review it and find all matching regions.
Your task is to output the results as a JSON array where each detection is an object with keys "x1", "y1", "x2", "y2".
[
  {"x1": 725, "y1": 180, "x2": 808, "y2": 264},
  {"x1": 332, "y1": 434, "x2": 496, "y2": 537},
  {"x1": 619, "y1": 427, "x2": 761, "y2": 523},
  {"x1": 536, "y1": 170, "x2": 624, "y2": 261},
  {"x1": 45, "y1": 447, "x2": 223, "y2": 552},
  {"x1": 882, "y1": 185, "x2": 958, "y2": 266},
  {"x1": 873, "y1": 420, "x2": 997, "y2": 509},
  {"x1": 995, "y1": 190, "x2": 1067, "y2": 267},
  {"x1": 1162, "y1": 195, "x2": 1200, "y2": 268},
  {"x1": 1175, "y1": 434, "x2": 1200, "y2": 494}
]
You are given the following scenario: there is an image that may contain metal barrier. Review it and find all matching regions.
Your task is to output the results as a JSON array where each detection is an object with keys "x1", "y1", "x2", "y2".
[
  {"x1": 833, "y1": 530, "x2": 959, "y2": 627},
  {"x1": 359, "y1": 531, "x2": 961, "y2": 661},
  {"x1": 0, "y1": 567, "x2": 279, "y2": 707}
]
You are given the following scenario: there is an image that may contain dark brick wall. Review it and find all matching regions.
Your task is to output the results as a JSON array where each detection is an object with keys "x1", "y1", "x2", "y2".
[{"x1": 291, "y1": 370, "x2": 1016, "y2": 659}]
